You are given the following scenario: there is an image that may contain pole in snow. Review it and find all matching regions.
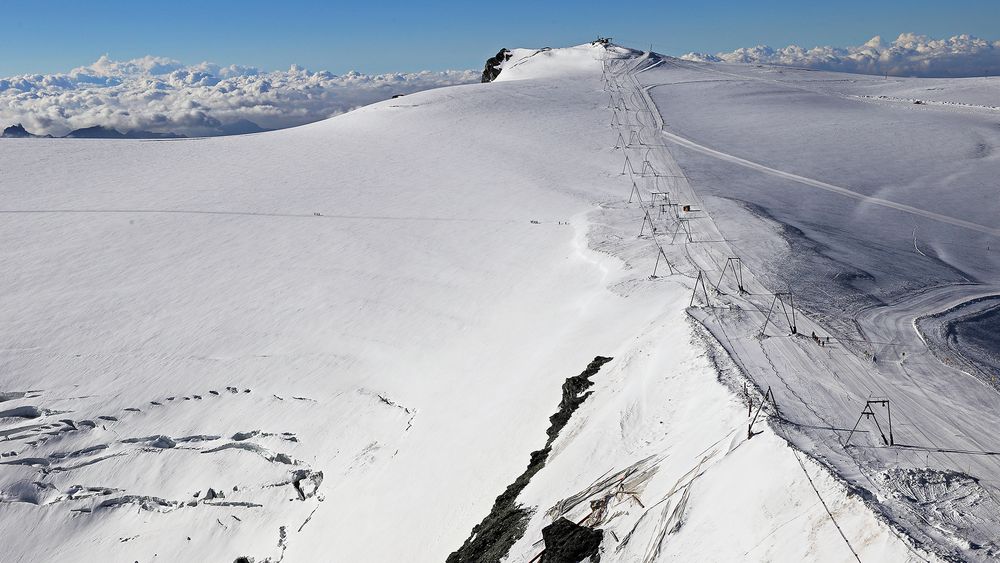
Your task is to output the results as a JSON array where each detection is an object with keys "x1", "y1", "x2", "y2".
[
  {"x1": 628, "y1": 181, "x2": 640, "y2": 204},
  {"x1": 845, "y1": 399, "x2": 894, "y2": 447},
  {"x1": 614, "y1": 132, "x2": 628, "y2": 149},
  {"x1": 748, "y1": 387, "x2": 778, "y2": 439},
  {"x1": 760, "y1": 291, "x2": 797, "y2": 336},
  {"x1": 651, "y1": 245, "x2": 675, "y2": 278},
  {"x1": 629, "y1": 130, "x2": 644, "y2": 147},
  {"x1": 638, "y1": 210, "x2": 655, "y2": 237},
  {"x1": 690, "y1": 270, "x2": 711, "y2": 307},
  {"x1": 714, "y1": 257, "x2": 746, "y2": 294},
  {"x1": 670, "y1": 218, "x2": 692, "y2": 244},
  {"x1": 621, "y1": 154, "x2": 635, "y2": 176}
]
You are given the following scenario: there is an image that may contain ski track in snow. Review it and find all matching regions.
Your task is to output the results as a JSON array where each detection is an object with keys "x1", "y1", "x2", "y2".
[
  {"x1": 654, "y1": 124, "x2": 1000, "y2": 238},
  {"x1": 634, "y1": 55, "x2": 1000, "y2": 561}
]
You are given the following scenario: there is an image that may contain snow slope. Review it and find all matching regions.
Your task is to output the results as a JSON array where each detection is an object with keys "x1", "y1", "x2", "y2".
[
  {"x1": 0, "y1": 42, "x2": 969, "y2": 562},
  {"x1": 630, "y1": 56, "x2": 1000, "y2": 560}
]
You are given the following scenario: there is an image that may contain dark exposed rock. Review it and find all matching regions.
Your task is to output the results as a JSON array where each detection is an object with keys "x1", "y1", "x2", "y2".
[
  {"x1": 123, "y1": 129, "x2": 185, "y2": 139},
  {"x1": 291, "y1": 469, "x2": 324, "y2": 500},
  {"x1": 447, "y1": 356, "x2": 613, "y2": 563},
  {"x1": 541, "y1": 518, "x2": 603, "y2": 563},
  {"x1": 482, "y1": 49, "x2": 512, "y2": 83},
  {"x1": 2, "y1": 124, "x2": 40, "y2": 138},
  {"x1": 121, "y1": 435, "x2": 175, "y2": 449},
  {"x1": 65, "y1": 126, "x2": 127, "y2": 139},
  {"x1": 65, "y1": 125, "x2": 185, "y2": 139},
  {"x1": 5, "y1": 123, "x2": 192, "y2": 139},
  {"x1": 6, "y1": 118, "x2": 266, "y2": 139},
  {"x1": 547, "y1": 356, "x2": 611, "y2": 444},
  {"x1": 217, "y1": 119, "x2": 268, "y2": 136}
]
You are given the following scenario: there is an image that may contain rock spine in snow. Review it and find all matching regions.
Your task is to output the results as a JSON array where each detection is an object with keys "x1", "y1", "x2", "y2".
[
  {"x1": 481, "y1": 49, "x2": 512, "y2": 83},
  {"x1": 446, "y1": 356, "x2": 613, "y2": 563}
]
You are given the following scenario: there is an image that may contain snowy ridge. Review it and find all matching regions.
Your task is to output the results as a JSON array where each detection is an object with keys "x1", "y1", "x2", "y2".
[{"x1": 499, "y1": 48, "x2": 931, "y2": 563}]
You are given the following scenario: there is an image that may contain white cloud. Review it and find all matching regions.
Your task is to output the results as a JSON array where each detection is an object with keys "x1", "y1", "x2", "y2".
[
  {"x1": 0, "y1": 56, "x2": 479, "y2": 137},
  {"x1": 681, "y1": 33, "x2": 1000, "y2": 78}
]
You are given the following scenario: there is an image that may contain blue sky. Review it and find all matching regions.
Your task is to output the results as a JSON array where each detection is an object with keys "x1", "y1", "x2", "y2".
[{"x1": 3, "y1": 0, "x2": 999, "y2": 75}]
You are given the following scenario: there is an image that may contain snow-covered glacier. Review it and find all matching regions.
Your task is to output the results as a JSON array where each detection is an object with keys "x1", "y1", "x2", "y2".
[{"x1": 1, "y1": 41, "x2": 997, "y2": 562}]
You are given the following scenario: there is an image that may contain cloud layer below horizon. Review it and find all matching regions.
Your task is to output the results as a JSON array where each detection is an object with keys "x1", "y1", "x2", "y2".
[
  {"x1": 5, "y1": 33, "x2": 997, "y2": 137},
  {"x1": 0, "y1": 56, "x2": 478, "y2": 137},
  {"x1": 681, "y1": 33, "x2": 1000, "y2": 78}
]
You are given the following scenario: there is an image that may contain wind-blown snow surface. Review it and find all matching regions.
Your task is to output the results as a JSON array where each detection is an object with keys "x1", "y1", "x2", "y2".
[{"x1": 0, "y1": 44, "x2": 945, "y2": 562}]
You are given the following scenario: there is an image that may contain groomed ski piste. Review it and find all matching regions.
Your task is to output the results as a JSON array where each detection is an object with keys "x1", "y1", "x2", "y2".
[{"x1": 0, "y1": 41, "x2": 996, "y2": 562}]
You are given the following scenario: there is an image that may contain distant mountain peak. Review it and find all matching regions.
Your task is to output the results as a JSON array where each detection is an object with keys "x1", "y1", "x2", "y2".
[
  {"x1": 3, "y1": 121, "x2": 268, "y2": 140},
  {"x1": 2, "y1": 123, "x2": 49, "y2": 138},
  {"x1": 64, "y1": 125, "x2": 185, "y2": 139},
  {"x1": 65, "y1": 125, "x2": 126, "y2": 138},
  {"x1": 217, "y1": 119, "x2": 269, "y2": 136}
]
